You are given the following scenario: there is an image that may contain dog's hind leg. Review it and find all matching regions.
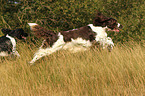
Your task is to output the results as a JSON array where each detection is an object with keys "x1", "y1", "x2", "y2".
[
  {"x1": 13, "y1": 51, "x2": 20, "y2": 57},
  {"x1": 39, "y1": 39, "x2": 46, "y2": 49},
  {"x1": 29, "y1": 46, "x2": 63, "y2": 64},
  {"x1": 29, "y1": 33, "x2": 65, "y2": 64}
]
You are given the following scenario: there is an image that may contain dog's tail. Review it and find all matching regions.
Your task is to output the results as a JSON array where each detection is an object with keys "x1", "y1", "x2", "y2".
[
  {"x1": 28, "y1": 23, "x2": 39, "y2": 31},
  {"x1": 28, "y1": 23, "x2": 57, "y2": 39}
]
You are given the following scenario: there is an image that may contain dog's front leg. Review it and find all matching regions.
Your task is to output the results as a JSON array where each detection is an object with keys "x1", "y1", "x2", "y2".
[{"x1": 106, "y1": 37, "x2": 114, "y2": 52}]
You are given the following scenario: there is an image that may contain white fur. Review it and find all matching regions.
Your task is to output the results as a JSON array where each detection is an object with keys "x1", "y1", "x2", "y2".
[
  {"x1": 88, "y1": 24, "x2": 114, "y2": 50},
  {"x1": 30, "y1": 33, "x2": 65, "y2": 64},
  {"x1": 29, "y1": 33, "x2": 92, "y2": 64},
  {"x1": 88, "y1": 24, "x2": 107, "y2": 40},
  {"x1": 63, "y1": 37, "x2": 92, "y2": 52},
  {"x1": 28, "y1": 23, "x2": 38, "y2": 30},
  {"x1": 117, "y1": 23, "x2": 121, "y2": 27},
  {"x1": 28, "y1": 23, "x2": 38, "y2": 26},
  {"x1": 0, "y1": 52, "x2": 9, "y2": 56},
  {"x1": 65, "y1": 28, "x2": 78, "y2": 32},
  {"x1": 5, "y1": 34, "x2": 20, "y2": 57},
  {"x1": 6, "y1": 34, "x2": 16, "y2": 51},
  {"x1": 29, "y1": 24, "x2": 114, "y2": 64}
]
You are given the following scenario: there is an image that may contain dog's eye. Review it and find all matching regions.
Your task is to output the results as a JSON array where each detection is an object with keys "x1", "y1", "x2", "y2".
[{"x1": 112, "y1": 23, "x2": 117, "y2": 28}]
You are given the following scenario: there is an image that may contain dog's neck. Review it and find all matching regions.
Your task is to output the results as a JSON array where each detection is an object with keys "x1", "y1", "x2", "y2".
[{"x1": 88, "y1": 24, "x2": 107, "y2": 38}]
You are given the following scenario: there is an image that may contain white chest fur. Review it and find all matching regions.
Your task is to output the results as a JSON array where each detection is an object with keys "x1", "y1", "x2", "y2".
[
  {"x1": 6, "y1": 34, "x2": 16, "y2": 52},
  {"x1": 88, "y1": 24, "x2": 107, "y2": 41}
]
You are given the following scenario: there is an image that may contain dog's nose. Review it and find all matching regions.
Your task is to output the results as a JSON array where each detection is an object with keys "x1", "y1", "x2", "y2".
[{"x1": 24, "y1": 33, "x2": 28, "y2": 37}]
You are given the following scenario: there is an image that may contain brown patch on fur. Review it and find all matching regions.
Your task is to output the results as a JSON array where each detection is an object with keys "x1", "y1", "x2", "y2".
[
  {"x1": 31, "y1": 25, "x2": 97, "y2": 48},
  {"x1": 32, "y1": 25, "x2": 59, "y2": 47},
  {"x1": 93, "y1": 12, "x2": 110, "y2": 27},
  {"x1": 33, "y1": 26, "x2": 57, "y2": 38},
  {"x1": 60, "y1": 26, "x2": 96, "y2": 42},
  {"x1": 106, "y1": 18, "x2": 118, "y2": 29}
]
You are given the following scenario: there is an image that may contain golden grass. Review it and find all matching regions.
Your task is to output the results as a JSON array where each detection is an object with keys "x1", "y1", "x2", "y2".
[{"x1": 0, "y1": 41, "x2": 144, "y2": 96}]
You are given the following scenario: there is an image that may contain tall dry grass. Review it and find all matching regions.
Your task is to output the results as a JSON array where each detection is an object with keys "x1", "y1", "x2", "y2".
[{"x1": 0, "y1": 41, "x2": 144, "y2": 96}]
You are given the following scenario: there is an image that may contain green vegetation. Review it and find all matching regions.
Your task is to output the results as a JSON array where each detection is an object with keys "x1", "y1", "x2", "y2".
[
  {"x1": 0, "y1": 0, "x2": 145, "y2": 43},
  {"x1": 0, "y1": 0, "x2": 144, "y2": 96}
]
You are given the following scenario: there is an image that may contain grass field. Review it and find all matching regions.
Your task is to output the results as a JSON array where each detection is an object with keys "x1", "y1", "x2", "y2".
[
  {"x1": 0, "y1": 0, "x2": 144, "y2": 95},
  {"x1": 0, "y1": 41, "x2": 144, "y2": 96}
]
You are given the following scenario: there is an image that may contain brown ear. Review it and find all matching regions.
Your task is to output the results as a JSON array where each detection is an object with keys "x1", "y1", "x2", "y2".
[{"x1": 93, "y1": 11, "x2": 109, "y2": 26}]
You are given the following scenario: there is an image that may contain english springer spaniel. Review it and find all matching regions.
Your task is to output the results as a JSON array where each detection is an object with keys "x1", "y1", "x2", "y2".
[
  {"x1": 28, "y1": 12, "x2": 123, "y2": 64},
  {"x1": 0, "y1": 28, "x2": 28, "y2": 57}
]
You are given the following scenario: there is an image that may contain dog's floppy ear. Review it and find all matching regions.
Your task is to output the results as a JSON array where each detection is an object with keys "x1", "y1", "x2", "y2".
[
  {"x1": 15, "y1": 28, "x2": 28, "y2": 37},
  {"x1": 1, "y1": 28, "x2": 12, "y2": 35},
  {"x1": 93, "y1": 11, "x2": 110, "y2": 27}
]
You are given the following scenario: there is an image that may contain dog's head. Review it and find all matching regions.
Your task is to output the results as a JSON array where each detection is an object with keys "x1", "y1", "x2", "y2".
[
  {"x1": 1, "y1": 28, "x2": 28, "y2": 40},
  {"x1": 93, "y1": 12, "x2": 123, "y2": 32},
  {"x1": 1, "y1": 28, "x2": 11, "y2": 35}
]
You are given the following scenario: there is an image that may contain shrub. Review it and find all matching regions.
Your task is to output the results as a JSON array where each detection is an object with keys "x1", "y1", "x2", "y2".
[{"x1": 0, "y1": 0, "x2": 144, "y2": 43}]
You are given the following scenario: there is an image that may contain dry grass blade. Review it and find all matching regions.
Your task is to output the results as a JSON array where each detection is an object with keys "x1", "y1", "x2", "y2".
[{"x1": 0, "y1": 41, "x2": 144, "y2": 96}]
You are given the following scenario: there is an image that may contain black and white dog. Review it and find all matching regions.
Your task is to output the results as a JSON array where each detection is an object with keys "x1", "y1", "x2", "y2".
[
  {"x1": 0, "y1": 28, "x2": 28, "y2": 57},
  {"x1": 28, "y1": 12, "x2": 123, "y2": 64}
]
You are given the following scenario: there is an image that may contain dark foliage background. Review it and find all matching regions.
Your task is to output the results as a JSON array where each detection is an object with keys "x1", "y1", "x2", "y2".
[{"x1": 0, "y1": 0, "x2": 144, "y2": 43}]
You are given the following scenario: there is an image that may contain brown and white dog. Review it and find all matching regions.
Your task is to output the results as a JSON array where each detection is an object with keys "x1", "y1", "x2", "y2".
[{"x1": 28, "y1": 12, "x2": 123, "y2": 64}]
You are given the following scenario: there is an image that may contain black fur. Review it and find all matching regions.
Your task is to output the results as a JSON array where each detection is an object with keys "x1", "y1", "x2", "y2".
[
  {"x1": 0, "y1": 36, "x2": 12, "y2": 54},
  {"x1": 0, "y1": 28, "x2": 28, "y2": 56}
]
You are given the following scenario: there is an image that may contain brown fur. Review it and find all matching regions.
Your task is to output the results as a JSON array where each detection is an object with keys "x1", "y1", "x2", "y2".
[
  {"x1": 33, "y1": 25, "x2": 59, "y2": 47},
  {"x1": 28, "y1": 11, "x2": 124, "y2": 64},
  {"x1": 60, "y1": 26, "x2": 96, "y2": 42},
  {"x1": 32, "y1": 25, "x2": 97, "y2": 47},
  {"x1": 30, "y1": 12, "x2": 122, "y2": 48},
  {"x1": 93, "y1": 12, "x2": 122, "y2": 30}
]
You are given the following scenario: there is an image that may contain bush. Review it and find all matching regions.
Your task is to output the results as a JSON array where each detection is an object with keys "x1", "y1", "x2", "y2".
[{"x1": 0, "y1": 0, "x2": 144, "y2": 43}]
